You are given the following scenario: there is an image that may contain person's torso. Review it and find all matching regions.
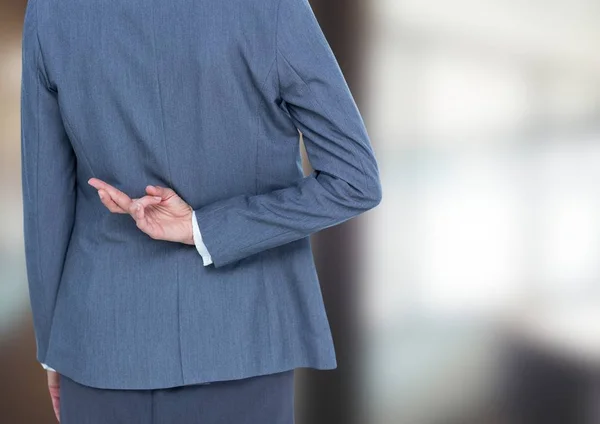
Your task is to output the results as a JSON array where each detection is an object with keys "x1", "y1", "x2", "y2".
[{"x1": 37, "y1": 0, "x2": 335, "y2": 389}]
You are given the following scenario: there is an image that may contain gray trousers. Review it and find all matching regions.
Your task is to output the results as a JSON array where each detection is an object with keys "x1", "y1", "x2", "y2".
[{"x1": 59, "y1": 370, "x2": 295, "y2": 423}]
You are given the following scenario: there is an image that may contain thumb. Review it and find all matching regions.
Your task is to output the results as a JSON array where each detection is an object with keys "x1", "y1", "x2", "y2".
[{"x1": 145, "y1": 185, "x2": 175, "y2": 198}]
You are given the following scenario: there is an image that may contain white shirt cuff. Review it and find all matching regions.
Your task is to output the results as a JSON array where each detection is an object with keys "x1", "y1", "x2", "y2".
[
  {"x1": 41, "y1": 363, "x2": 56, "y2": 372},
  {"x1": 192, "y1": 210, "x2": 213, "y2": 266}
]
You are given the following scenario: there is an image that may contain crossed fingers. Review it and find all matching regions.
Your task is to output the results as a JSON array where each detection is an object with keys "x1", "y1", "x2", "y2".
[{"x1": 87, "y1": 178, "x2": 162, "y2": 219}]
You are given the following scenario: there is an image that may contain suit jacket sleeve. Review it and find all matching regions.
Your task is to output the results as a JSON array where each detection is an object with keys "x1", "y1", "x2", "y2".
[
  {"x1": 21, "y1": 0, "x2": 77, "y2": 365},
  {"x1": 193, "y1": 0, "x2": 382, "y2": 268}
]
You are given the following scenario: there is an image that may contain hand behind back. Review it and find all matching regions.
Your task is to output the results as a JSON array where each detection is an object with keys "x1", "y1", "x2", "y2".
[{"x1": 87, "y1": 178, "x2": 195, "y2": 245}]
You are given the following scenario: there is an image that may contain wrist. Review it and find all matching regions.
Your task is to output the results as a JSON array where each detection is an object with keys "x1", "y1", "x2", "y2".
[{"x1": 183, "y1": 207, "x2": 195, "y2": 246}]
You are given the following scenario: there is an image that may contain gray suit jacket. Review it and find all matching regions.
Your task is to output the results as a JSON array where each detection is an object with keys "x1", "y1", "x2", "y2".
[{"x1": 21, "y1": 0, "x2": 382, "y2": 389}]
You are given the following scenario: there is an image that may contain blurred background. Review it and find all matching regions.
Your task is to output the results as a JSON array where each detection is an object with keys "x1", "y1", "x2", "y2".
[{"x1": 1, "y1": 0, "x2": 599, "y2": 423}]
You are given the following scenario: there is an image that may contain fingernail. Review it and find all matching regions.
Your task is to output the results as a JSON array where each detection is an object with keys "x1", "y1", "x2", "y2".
[
  {"x1": 98, "y1": 192, "x2": 103, "y2": 200},
  {"x1": 154, "y1": 196, "x2": 161, "y2": 201}
]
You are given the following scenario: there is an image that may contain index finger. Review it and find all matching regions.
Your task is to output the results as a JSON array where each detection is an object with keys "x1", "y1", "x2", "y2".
[{"x1": 88, "y1": 178, "x2": 132, "y2": 210}]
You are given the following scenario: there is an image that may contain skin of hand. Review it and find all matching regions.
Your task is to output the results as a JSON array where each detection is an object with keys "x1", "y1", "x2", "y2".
[
  {"x1": 87, "y1": 178, "x2": 195, "y2": 245},
  {"x1": 47, "y1": 370, "x2": 60, "y2": 422}
]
